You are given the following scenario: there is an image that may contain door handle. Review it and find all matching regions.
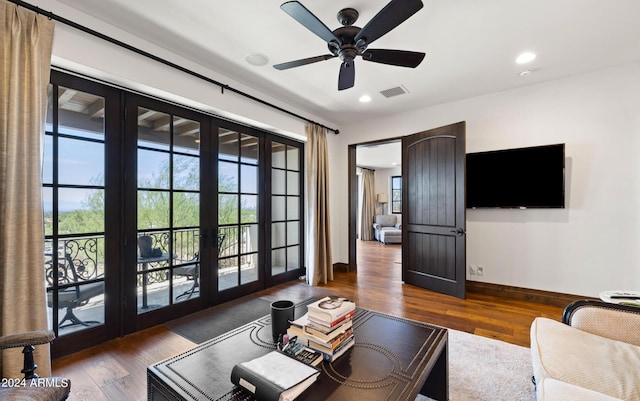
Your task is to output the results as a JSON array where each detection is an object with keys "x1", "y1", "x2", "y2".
[
  {"x1": 450, "y1": 228, "x2": 465, "y2": 236},
  {"x1": 199, "y1": 229, "x2": 209, "y2": 248}
]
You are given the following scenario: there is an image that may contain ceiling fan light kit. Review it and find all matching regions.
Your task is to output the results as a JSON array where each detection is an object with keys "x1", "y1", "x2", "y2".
[{"x1": 274, "y1": 0, "x2": 426, "y2": 91}]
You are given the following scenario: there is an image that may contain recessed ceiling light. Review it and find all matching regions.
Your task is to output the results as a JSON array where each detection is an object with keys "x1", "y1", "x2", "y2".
[
  {"x1": 516, "y1": 52, "x2": 536, "y2": 64},
  {"x1": 359, "y1": 95, "x2": 372, "y2": 103},
  {"x1": 245, "y1": 53, "x2": 269, "y2": 66}
]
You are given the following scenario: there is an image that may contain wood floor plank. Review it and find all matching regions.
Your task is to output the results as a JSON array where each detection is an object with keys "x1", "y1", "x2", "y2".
[
  {"x1": 63, "y1": 379, "x2": 110, "y2": 401},
  {"x1": 52, "y1": 240, "x2": 563, "y2": 401},
  {"x1": 100, "y1": 374, "x2": 146, "y2": 401}
]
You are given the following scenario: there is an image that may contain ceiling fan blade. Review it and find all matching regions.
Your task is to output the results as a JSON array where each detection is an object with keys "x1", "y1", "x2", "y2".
[
  {"x1": 354, "y1": 0, "x2": 423, "y2": 46},
  {"x1": 362, "y1": 49, "x2": 425, "y2": 68},
  {"x1": 338, "y1": 60, "x2": 355, "y2": 91},
  {"x1": 273, "y1": 54, "x2": 337, "y2": 70},
  {"x1": 281, "y1": 1, "x2": 342, "y2": 45}
]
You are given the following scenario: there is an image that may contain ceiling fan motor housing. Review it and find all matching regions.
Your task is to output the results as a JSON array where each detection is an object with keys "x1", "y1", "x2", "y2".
[{"x1": 329, "y1": 26, "x2": 365, "y2": 61}]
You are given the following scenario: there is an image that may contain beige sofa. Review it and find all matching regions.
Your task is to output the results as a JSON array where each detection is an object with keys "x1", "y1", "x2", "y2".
[{"x1": 530, "y1": 300, "x2": 640, "y2": 400}]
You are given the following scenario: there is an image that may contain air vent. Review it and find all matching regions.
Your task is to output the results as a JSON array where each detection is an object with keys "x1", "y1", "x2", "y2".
[{"x1": 380, "y1": 85, "x2": 408, "y2": 98}]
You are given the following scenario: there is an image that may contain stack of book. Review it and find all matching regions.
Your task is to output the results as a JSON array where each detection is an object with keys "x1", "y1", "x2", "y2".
[{"x1": 287, "y1": 296, "x2": 356, "y2": 362}]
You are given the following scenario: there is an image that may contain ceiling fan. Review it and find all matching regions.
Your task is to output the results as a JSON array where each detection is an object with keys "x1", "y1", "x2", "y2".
[{"x1": 274, "y1": 0, "x2": 426, "y2": 91}]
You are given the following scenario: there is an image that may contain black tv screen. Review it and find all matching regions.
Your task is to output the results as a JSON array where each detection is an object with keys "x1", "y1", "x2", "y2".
[{"x1": 466, "y1": 144, "x2": 565, "y2": 208}]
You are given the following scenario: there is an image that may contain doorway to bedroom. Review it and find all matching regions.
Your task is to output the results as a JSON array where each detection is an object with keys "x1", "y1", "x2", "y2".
[
  {"x1": 349, "y1": 122, "x2": 466, "y2": 298},
  {"x1": 354, "y1": 140, "x2": 403, "y2": 272}
]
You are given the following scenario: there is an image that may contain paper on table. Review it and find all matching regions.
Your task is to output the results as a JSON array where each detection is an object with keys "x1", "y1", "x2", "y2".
[
  {"x1": 600, "y1": 290, "x2": 640, "y2": 305},
  {"x1": 240, "y1": 351, "x2": 318, "y2": 390}
]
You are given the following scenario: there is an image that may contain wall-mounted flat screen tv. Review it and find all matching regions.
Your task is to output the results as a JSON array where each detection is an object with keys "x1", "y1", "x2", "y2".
[{"x1": 466, "y1": 144, "x2": 565, "y2": 209}]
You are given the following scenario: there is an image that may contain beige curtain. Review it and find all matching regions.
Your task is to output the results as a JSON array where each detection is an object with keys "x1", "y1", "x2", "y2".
[
  {"x1": 359, "y1": 169, "x2": 376, "y2": 241},
  {"x1": 1, "y1": 1, "x2": 55, "y2": 377},
  {"x1": 305, "y1": 123, "x2": 333, "y2": 285}
]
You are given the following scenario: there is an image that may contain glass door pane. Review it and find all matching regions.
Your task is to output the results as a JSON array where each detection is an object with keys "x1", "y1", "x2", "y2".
[
  {"x1": 44, "y1": 85, "x2": 107, "y2": 336},
  {"x1": 136, "y1": 108, "x2": 201, "y2": 313},
  {"x1": 218, "y1": 129, "x2": 260, "y2": 291},
  {"x1": 271, "y1": 142, "x2": 302, "y2": 276}
]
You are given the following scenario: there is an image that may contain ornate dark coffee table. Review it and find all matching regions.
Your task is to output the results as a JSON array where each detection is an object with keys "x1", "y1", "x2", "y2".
[{"x1": 148, "y1": 308, "x2": 448, "y2": 401}]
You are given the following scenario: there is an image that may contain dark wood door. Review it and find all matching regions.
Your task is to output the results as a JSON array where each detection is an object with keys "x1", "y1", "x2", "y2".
[{"x1": 402, "y1": 122, "x2": 466, "y2": 298}]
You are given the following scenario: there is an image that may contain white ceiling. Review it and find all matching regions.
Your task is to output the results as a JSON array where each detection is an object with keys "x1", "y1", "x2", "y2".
[
  {"x1": 58, "y1": 0, "x2": 640, "y2": 127},
  {"x1": 356, "y1": 141, "x2": 401, "y2": 169}
]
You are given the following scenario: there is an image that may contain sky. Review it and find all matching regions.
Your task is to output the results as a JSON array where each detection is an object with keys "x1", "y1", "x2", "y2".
[{"x1": 43, "y1": 127, "x2": 261, "y2": 213}]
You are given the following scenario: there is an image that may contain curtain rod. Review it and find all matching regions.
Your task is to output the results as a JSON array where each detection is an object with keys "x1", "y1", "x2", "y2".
[{"x1": 10, "y1": 0, "x2": 340, "y2": 135}]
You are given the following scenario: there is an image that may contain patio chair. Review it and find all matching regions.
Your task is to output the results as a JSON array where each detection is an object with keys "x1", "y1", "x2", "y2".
[
  {"x1": 46, "y1": 253, "x2": 104, "y2": 328},
  {"x1": 0, "y1": 330, "x2": 70, "y2": 400},
  {"x1": 174, "y1": 252, "x2": 200, "y2": 300},
  {"x1": 174, "y1": 233, "x2": 225, "y2": 300}
]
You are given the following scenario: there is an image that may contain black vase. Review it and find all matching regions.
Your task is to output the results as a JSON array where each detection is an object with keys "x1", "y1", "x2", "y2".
[{"x1": 270, "y1": 300, "x2": 295, "y2": 343}]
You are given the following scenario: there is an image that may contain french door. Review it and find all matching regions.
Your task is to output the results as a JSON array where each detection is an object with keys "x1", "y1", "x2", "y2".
[
  {"x1": 122, "y1": 98, "x2": 305, "y2": 329},
  {"x1": 45, "y1": 72, "x2": 305, "y2": 355},
  {"x1": 44, "y1": 71, "x2": 121, "y2": 356},
  {"x1": 123, "y1": 94, "x2": 217, "y2": 331},
  {"x1": 216, "y1": 123, "x2": 263, "y2": 300},
  {"x1": 266, "y1": 137, "x2": 304, "y2": 286},
  {"x1": 215, "y1": 126, "x2": 305, "y2": 300}
]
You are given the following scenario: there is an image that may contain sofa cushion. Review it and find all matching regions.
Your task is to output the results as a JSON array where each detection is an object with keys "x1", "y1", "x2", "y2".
[
  {"x1": 537, "y1": 378, "x2": 622, "y2": 401},
  {"x1": 531, "y1": 317, "x2": 640, "y2": 400},
  {"x1": 374, "y1": 215, "x2": 396, "y2": 227}
]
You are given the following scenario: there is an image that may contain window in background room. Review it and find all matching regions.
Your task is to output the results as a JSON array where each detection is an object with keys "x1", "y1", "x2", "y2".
[{"x1": 391, "y1": 176, "x2": 402, "y2": 214}]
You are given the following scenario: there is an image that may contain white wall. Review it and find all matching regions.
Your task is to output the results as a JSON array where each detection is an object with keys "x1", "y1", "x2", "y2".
[
  {"x1": 330, "y1": 63, "x2": 640, "y2": 297},
  {"x1": 374, "y1": 167, "x2": 401, "y2": 216}
]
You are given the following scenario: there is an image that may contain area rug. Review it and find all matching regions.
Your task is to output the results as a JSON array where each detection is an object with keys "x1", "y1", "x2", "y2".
[
  {"x1": 418, "y1": 329, "x2": 535, "y2": 401},
  {"x1": 166, "y1": 299, "x2": 535, "y2": 400},
  {"x1": 165, "y1": 297, "x2": 316, "y2": 344},
  {"x1": 165, "y1": 297, "x2": 273, "y2": 343}
]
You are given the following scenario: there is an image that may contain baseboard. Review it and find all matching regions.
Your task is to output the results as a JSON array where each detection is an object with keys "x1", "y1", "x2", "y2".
[
  {"x1": 333, "y1": 263, "x2": 349, "y2": 273},
  {"x1": 466, "y1": 281, "x2": 596, "y2": 308}
]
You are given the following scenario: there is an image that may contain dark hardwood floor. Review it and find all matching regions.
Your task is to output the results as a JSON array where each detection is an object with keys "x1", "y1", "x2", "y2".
[{"x1": 52, "y1": 240, "x2": 563, "y2": 401}]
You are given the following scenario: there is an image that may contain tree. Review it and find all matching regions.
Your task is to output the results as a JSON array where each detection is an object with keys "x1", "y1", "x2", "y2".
[{"x1": 53, "y1": 154, "x2": 255, "y2": 260}]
